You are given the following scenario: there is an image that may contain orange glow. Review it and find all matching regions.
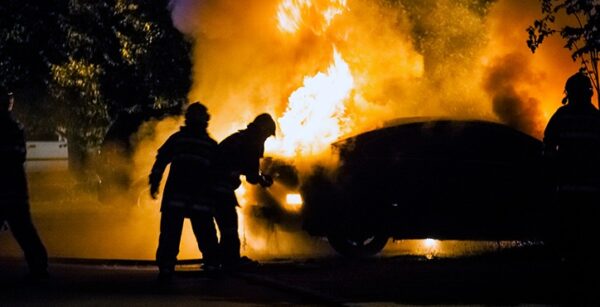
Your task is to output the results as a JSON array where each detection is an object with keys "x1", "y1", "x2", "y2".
[
  {"x1": 285, "y1": 193, "x2": 303, "y2": 210},
  {"x1": 266, "y1": 49, "x2": 353, "y2": 157},
  {"x1": 277, "y1": 0, "x2": 306, "y2": 33},
  {"x1": 157, "y1": 0, "x2": 586, "y2": 259},
  {"x1": 20, "y1": 1, "x2": 588, "y2": 262},
  {"x1": 277, "y1": 0, "x2": 347, "y2": 34},
  {"x1": 423, "y1": 238, "x2": 439, "y2": 249}
]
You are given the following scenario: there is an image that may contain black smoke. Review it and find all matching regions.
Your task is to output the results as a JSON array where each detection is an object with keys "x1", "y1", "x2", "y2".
[{"x1": 484, "y1": 52, "x2": 544, "y2": 137}]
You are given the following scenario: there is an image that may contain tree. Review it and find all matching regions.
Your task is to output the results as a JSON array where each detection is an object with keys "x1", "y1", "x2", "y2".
[
  {"x1": 527, "y1": 0, "x2": 600, "y2": 106},
  {"x1": 1, "y1": 0, "x2": 192, "y2": 174},
  {"x1": 0, "y1": 0, "x2": 70, "y2": 139}
]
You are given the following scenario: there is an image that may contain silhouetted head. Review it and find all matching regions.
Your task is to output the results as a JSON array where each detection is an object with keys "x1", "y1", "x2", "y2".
[
  {"x1": 184, "y1": 102, "x2": 210, "y2": 129},
  {"x1": 564, "y1": 72, "x2": 593, "y2": 106},
  {"x1": 249, "y1": 113, "x2": 276, "y2": 139},
  {"x1": 0, "y1": 90, "x2": 14, "y2": 113}
]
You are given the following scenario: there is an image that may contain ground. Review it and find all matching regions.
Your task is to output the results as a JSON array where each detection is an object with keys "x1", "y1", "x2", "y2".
[{"x1": 1, "y1": 172, "x2": 597, "y2": 305}]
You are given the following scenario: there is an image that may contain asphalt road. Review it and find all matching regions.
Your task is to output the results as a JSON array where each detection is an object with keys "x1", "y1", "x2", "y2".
[
  {"x1": 2, "y1": 246, "x2": 596, "y2": 306},
  {"x1": 2, "y1": 174, "x2": 598, "y2": 305}
]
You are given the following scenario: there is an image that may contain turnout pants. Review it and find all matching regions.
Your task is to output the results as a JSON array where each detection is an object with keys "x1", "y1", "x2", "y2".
[
  {"x1": 1, "y1": 201, "x2": 48, "y2": 273},
  {"x1": 214, "y1": 192, "x2": 241, "y2": 265},
  {"x1": 156, "y1": 209, "x2": 219, "y2": 272},
  {"x1": 556, "y1": 191, "x2": 600, "y2": 304}
]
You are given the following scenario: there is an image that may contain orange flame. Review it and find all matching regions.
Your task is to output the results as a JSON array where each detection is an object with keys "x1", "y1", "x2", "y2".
[
  {"x1": 266, "y1": 49, "x2": 354, "y2": 157},
  {"x1": 166, "y1": 0, "x2": 577, "y2": 259},
  {"x1": 270, "y1": 0, "x2": 355, "y2": 159},
  {"x1": 277, "y1": 0, "x2": 347, "y2": 34}
]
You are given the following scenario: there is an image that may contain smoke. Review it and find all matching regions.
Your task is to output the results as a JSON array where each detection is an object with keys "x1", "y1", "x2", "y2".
[
  {"x1": 0, "y1": 172, "x2": 162, "y2": 260},
  {"x1": 158, "y1": 0, "x2": 585, "y2": 258},
  {"x1": 4, "y1": 1, "x2": 585, "y2": 261},
  {"x1": 483, "y1": 0, "x2": 580, "y2": 135},
  {"x1": 167, "y1": 0, "x2": 578, "y2": 137},
  {"x1": 164, "y1": 0, "x2": 579, "y2": 160},
  {"x1": 483, "y1": 52, "x2": 544, "y2": 137},
  {"x1": 167, "y1": 0, "x2": 425, "y2": 139}
]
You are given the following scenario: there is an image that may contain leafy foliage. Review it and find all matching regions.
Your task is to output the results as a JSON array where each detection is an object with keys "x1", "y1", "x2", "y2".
[
  {"x1": 0, "y1": 0, "x2": 191, "y2": 168},
  {"x1": 527, "y1": 0, "x2": 600, "y2": 105}
]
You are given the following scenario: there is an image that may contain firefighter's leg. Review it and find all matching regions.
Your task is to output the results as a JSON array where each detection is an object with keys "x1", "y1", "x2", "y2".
[
  {"x1": 156, "y1": 210, "x2": 185, "y2": 274},
  {"x1": 215, "y1": 194, "x2": 241, "y2": 265},
  {"x1": 6, "y1": 202, "x2": 48, "y2": 274},
  {"x1": 190, "y1": 213, "x2": 219, "y2": 267}
]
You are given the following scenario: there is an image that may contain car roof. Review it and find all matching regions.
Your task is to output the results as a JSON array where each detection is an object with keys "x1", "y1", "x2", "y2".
[{"x1": 333, "y1": 117, "x2": 540, "y2": 147}]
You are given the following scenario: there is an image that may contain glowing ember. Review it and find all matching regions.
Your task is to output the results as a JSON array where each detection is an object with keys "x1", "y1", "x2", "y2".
[{"x1": 266, "y1": 49, "x2": 354, "y2": 157}]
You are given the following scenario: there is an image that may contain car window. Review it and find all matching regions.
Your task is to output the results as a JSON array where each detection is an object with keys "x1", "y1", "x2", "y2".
[
  {"x1": 453, "y1": 122, "x2": 542, "y2": 162},
  {"x1": 338, "y1": 120, "x2": 542, "y2": 163},
  {"x1": 26, "y1": 130, "x2": 66, "y2": 142}
]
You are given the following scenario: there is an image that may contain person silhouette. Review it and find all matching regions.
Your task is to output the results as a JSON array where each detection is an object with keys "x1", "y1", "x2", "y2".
[
  {"x1": 544, "y1": 72, "x2": 600, "y2": 196},
  {"x1": 149, "y1": 102, "x2": 220, "y2": 281},
  {"x1": 543, "y1": 72, "x2": 600, "y2": 300},
  {"x1": 0, "y1": 90, "x2": 48, "y2": 279},
  {"x1": 212, "y1": 114, "x2": 275, "y2": 269}
]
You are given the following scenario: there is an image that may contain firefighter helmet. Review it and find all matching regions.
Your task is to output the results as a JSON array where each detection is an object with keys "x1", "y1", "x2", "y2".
[
  {"x1": 185, "y1": 102, "x2": 210, "y2": 126},
  {"x1": 564, "y1": 72, "x2": 593, "y2": 104},
  {"x1": 252, "y1": 113, "x2": 276, "y2": 136}
]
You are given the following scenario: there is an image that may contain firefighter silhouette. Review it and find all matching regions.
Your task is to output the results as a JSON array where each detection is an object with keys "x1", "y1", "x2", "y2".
[
  {"x1": 213, "y1": 114, "x2": 275, "y2": 269},
  {"x1": 543, "y1": 72, "x2": 600, "y2": 297},
  {"x1": 0, "y1": 90, "x2": 48, "y2": 279},
  {"x1": 149, "y1": 102, "x2": 220, "y2": 281},
  {"x1": 544, "y1": 72, "x2": 600, "y2": 190}
]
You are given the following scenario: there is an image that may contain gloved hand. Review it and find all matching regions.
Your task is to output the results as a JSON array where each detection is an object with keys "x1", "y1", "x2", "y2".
[
  {"x1": 258, "y1": 174, "x2": 274, "y2": 188},
  {"x1": 150, "y1": 185, "x2": 159, "y2": 200},
  {"x1": 149, "y1": 173, "x2": 161, "y2": 199}
]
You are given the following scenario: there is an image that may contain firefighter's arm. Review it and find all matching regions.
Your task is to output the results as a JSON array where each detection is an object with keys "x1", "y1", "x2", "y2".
[
  {"x1": 244, "y1": 159, "x2": 273, "y2": 188},
  {"x1": 247, "y1": 143, "x2": 273, "y2": 187},
  {"x1": 0, "y1": 127, "x2": 26, "y2": 163},
  {"x1": 15, "y1": 127, "x2": 26, "y2": 163},
  {"x1": 542, "y1": 124, "x2": 559, "y2": 161},
  {"x1": 246, "y1": 171, "x2": 273, "y2": 187},
  {"x1": 149, "y1": 137, "x2": 174, "y2": 199},
  {"x1": 258, "y1": 173, "x2": 273, "y2": 187},
  {"x1": 243, "y1": 149, "x2": 262, "y2": 184},
  {"x1": 149, "y1": 170, "x2": 162, "y2": 199}
]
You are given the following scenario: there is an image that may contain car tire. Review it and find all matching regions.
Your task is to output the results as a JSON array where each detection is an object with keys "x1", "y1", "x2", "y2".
[{"x1": 327, "y1": 232, "x2": 389, "y2": 257}]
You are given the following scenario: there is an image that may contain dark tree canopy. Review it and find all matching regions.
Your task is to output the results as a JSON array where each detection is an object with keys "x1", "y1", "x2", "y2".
[
  {"x1": 0, "y1": 0, "x2": 192, "y2": 163},
  {"x1": 527, "y1": 0, "x2": 600, "y2": 105}
]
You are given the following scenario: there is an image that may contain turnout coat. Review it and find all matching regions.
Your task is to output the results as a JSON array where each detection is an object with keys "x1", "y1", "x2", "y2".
[
  {"x1": 149, "y1": 125, "x2": 218, "y2": 215},
  {"x1": 0, "y1": 113, "x2": 28, "y2": 204}
]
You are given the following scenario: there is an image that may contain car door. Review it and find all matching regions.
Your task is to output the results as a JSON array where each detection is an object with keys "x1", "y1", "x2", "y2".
[
  {"x1": 437, "y1": 122, "x2": 546, "y2": 239},
  {"x1": 25, "y1": 134, "x2": 69, "y2": 173}
]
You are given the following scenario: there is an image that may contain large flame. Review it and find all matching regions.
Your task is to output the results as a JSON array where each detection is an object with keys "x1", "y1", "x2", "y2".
[
  {"x1": 18, "y1": 0, "x2": 590, "y2": 262},
  {"x1": 277, "y1": 0, "x2": 347, "y2": 34},
  {"x1": 266, "y1": 49, "x2": 354, "y2": 158},
  {"x1": 163, "y1": 0, "x2": 581, "y2": 259}
]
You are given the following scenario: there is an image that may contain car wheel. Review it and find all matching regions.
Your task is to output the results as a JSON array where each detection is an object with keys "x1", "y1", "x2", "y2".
[{"x1": 327, "y1": 231, "x2": 389, "y2": 257}]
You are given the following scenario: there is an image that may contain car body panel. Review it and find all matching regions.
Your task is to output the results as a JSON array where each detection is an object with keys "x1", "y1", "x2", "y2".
[
  {"x1": 301, "y1": 119, "x2": 556, "y2": 242},
  {"x1": 25, "y1": 139, "x2": 69, "y2": 173}
]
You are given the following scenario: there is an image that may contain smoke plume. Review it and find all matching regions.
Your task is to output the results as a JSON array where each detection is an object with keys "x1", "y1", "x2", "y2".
[
  {"x1": 3, "y1": 1, "x2": 585, "y2": 261},
  {"x1": 159, "y1": 0, "x2": 583, "y2": 258},
  {"x1": 167, "y1": 0, "x2": 581, "y2": 138},
  {"x1": 483, "y1": 52, "x2": 544, "y2": 137}
]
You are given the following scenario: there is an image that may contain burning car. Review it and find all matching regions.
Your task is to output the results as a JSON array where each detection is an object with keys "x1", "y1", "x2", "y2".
[{"x1": 258, "y1": 118, "x2": 557, "y2": 257}]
